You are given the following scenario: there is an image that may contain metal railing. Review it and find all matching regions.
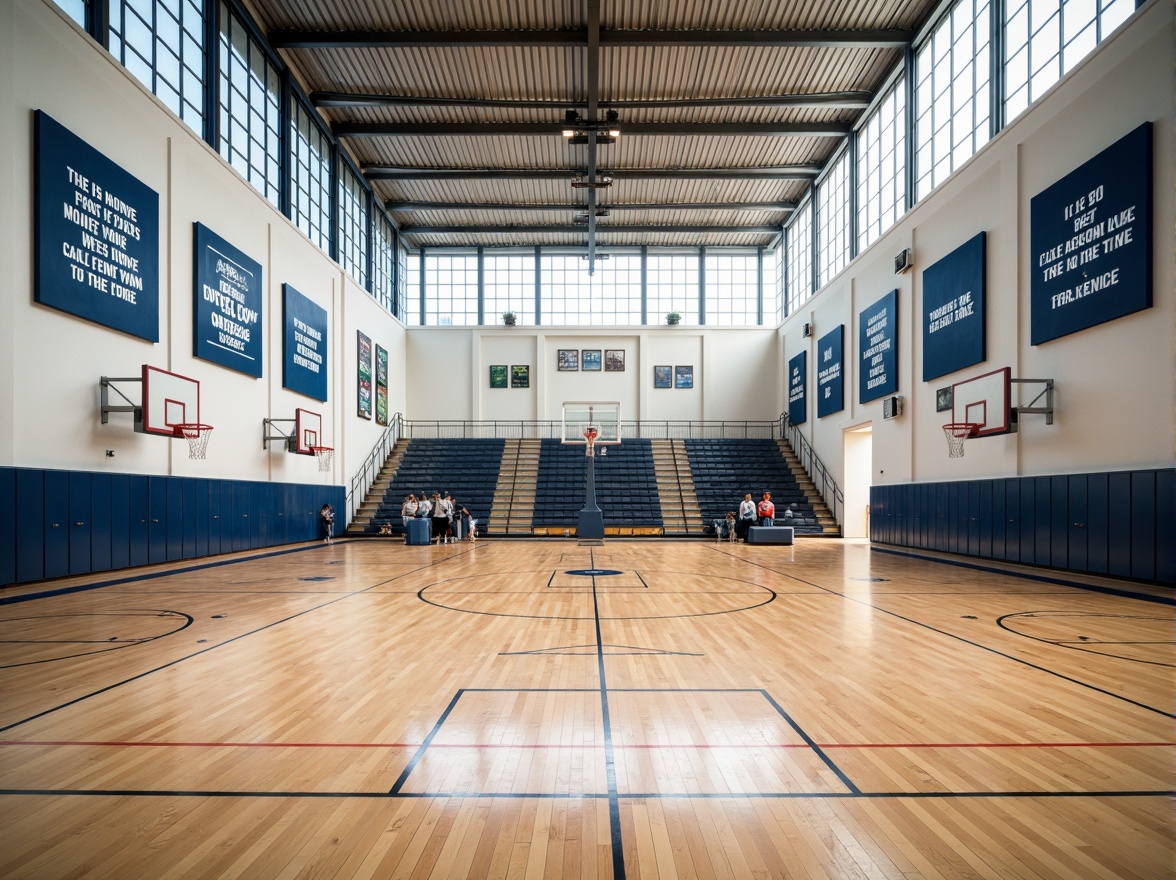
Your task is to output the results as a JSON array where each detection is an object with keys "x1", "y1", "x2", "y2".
[
  {"x1": 346, "y1": 412, "x2": 844, "y2": 526},
  {"x1": 782, "y1": 414, "x2": 844, "y2": 524}
]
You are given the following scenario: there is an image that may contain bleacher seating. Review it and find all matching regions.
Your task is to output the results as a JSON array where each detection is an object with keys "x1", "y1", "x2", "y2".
[
  {"x1": 532, "y1": 438, "x2": 663, "y2": 530},
  {"x1": 365, "y1": 438, "x2": 504, "y2": 535},
  {"x1": 684, "y1": 439, "x2": 823, "y2": 535}
]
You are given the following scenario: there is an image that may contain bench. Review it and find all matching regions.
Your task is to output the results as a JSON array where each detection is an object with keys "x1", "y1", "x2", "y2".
[{"x1": 746, "y1": 526, "x2": 794, "y2": 545}]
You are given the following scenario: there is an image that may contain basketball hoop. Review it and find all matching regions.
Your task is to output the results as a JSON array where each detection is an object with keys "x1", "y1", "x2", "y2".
[
  {"x1": 943, "y1": 422, "x2": 978, "y2": 458},
  {"x1": 174, "y1": 423, "x2": 213, "y2": 460},
  {"x1": 582, "y1": 425, "x2": 598, "y2": 458},
  {"x1": 311, "y1": 445, "x2": 334, "y2": 472}
]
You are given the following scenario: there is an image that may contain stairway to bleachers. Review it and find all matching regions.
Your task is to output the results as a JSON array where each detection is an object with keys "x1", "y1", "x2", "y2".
[
  {"x1": 364, "y1": 438, "x2": 505, "y2": 535},
  {"x1": 685, "y1": 439, "x2": 824, "y2": 535},
  {"x1": 531, "y1": 438, "x2": 663, "y2": 535}
]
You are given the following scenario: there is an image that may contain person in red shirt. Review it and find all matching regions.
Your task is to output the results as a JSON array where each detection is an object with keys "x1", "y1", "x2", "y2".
[{"x1": 757, "y1": 492, "x2": 776, "y2": 527}]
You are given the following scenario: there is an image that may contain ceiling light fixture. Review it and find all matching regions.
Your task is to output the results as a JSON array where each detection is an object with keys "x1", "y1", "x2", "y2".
[
  {"x1": 560, "y1": 109, "x2": 620, "y2": 144},
  {"x1": 571, "y1": 174, "x2": 613, "y2": 189}
]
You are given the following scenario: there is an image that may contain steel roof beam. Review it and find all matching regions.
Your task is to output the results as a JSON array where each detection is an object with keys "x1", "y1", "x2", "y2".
[
  {"x1": 312, "y1": 90, "x2": 873, "y2": 110},
  {"x1": 402, "y1": 224, "x2": 782, "y2": 235},
  {"x1": 335, "y1": 121, "x2": 850, "y2": 137},
  {"x1": 270, "y1": 28, "x2": 911, "y2": 50},
  {"x1": 387, "y1": 201, "x2": 797, "y2": 212},
  {"x1": 364, "y1": 165, "x2": 820, "y2": 180}
]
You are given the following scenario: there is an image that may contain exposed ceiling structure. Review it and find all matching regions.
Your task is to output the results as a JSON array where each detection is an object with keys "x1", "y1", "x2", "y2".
[{"x1": 245, "y1": 0, "x2": 943, "y2": 265}]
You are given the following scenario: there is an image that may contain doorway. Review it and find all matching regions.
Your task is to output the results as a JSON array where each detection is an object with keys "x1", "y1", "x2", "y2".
[{"x1": 842, "y1": 424, "x2": 873, "y2": 538}]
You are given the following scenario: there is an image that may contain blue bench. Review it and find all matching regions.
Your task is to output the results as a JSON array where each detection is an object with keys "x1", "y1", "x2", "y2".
[{"x1": 746, "y1": 526, "x2": 794, "y2": 545}]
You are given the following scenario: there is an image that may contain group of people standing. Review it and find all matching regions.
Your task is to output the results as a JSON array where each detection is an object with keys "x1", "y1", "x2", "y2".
[
  {"x1": 730, "y1": 491, "x2": 788, "y2": 542},
  {"x1": 401, "y1": 492, "x2": 476, "y2": 544}
]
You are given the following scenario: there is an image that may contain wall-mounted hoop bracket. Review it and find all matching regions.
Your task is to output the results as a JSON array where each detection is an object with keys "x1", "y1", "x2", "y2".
[
  {"x1": 100, "y1": 376, "x2": 144, "y2": 429},
  {"x1": 262, "y1": 418, "x2": 297, "y2": 451},
  {"x1": 1012, "y1": 378, "x2": 1054, "y2": 425}
]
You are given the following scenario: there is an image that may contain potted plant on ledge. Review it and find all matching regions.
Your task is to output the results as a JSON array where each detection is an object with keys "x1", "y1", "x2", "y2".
[
  {"x1": 665, "y1": 311, "x2": 681, "y2": 325},
  {"x1": 502, "y1": 311, "x2": 517, "y2": 326}
]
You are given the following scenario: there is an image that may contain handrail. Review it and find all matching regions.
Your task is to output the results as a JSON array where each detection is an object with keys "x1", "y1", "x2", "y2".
[
  {"x1": 345, "y1": 413, "x2": 404, "y2": 522},
  {"x1": 780, "y1": 413, "x2": 844, "y2": 524}
]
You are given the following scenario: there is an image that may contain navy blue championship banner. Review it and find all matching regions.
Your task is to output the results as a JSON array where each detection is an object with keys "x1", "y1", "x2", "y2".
[
  {"x1": 282, "y1": 284, "x2": 327, "y2": 401},
  {"x1": 788, "y1": 350, "x2": 807, "y2": 425},
  {"x1": 194, "y1": 223, "x2": 263, "y2": 377},
  {"x1": 859, "y1": 289, "x2": 898, "y2": 403},
  {"x1": 1030, "y1": 123, "x2": 1152, "y2": 345},
  {"x1": 922, "y1": 231, "x2": 986, "y2": 381},
  {"x1": 816, "y1": 324, "x2": 844, "y2": 418},
  {"x1": 34, "y1": 111, "x2": 159, "y2": 341}
]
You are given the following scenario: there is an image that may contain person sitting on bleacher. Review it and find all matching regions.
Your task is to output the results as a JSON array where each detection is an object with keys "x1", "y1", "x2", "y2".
[{"x1": 757, "y1": 492, "x2": 776, "y2": 527}]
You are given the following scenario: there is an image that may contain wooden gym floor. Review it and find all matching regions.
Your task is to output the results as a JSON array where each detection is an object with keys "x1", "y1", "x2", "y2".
[{"x1": 0, "y1": 538, "x2": 1171, "y2": 879}]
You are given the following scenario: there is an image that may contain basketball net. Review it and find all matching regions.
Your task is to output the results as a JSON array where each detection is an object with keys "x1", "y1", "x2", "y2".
[
  {"x1": 582, "y1": 425, "x2": 598, "y2": 458},
  {"x1": 943, "y1": 423, "x2": 977, "y2": 458},
  {"x1": 175, "y1": 424, "x2": 213, "y2": 460},
  {"x1": 311, "y1": 446, "x2": 334, "y2": 472}
]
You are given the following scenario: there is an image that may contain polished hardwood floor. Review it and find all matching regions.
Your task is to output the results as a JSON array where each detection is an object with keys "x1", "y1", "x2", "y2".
[{"x1": 0, "y1": 537, "x2": 1171, "y2": 879}]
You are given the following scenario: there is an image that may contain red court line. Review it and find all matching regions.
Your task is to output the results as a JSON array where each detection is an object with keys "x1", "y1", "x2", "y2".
[{"x1": 0, "y1": 740, "x2": 1168, "y2": 749}]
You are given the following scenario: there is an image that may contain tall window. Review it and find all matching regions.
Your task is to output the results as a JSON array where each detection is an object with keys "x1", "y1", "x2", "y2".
[
  {"x1": 1004, "y1": 0, "x2": 1135, "y2": 122},
  {"x1": 484, "y1": 252, "x2": 536, "y2": 325},
  {"x1": 785, "y1": 198, "x2": 813, "y2": 316},
  {"x1": 337, "y1": 160, "x2": 369, "y2": 288},
  {"x1": 771, "y1": 245, "x2": 784, "y2": 325},
  {"x1": 290, "y1": 98, "x2": 332, "y2": 252},
  {"x1": 218, "y1": 2, "x2": 281, "y2": 205},
  {"x1": 540, "y1": 255, "x2": 594, "y2": 325},
  {"x1": 646, "y1": 253, "x2": 699, "y2": 325},
  {"x1": 705, "y1": 251, "x2": 759, "y2": 326},
  {"x1": 425, "y1": 253, "x2": 479, "y2": 326},
  {"x1": 406, "y1": 251, "x2": 422, "y2": 325},
  {"x1": 110, "y1": 0, "x2": 207, "y2": 135},
  {"x1": 588, "y1": 255, "x2": 643, "y2": 326},
  {"x1": 914, "y1": 0, "x2": 991, "y2": 201},
  {"x1": 372, "y1": 213, "x2": 396, "y2": 314},
  {"x1": 54, "y1": 0, "x2": 87, "y2": 27},
  {"x1": 857, "y1": 77, "x2": 907, "y2": 250},
  {"x1": 817, "y1": 151, "x2": 851, "y2": 287}
]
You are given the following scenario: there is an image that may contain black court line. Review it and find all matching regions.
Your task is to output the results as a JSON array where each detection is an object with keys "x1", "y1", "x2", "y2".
[
  {"x1": 0, "y1": 548, "x2": 473, "y2": 734},
  {"x1": 0, "y1": 541, "x2": 356, "y2": 606},
  {"x1": 707, "y1": 543, "x2": 1174, "y2": 718},
  {"x1": 388, "y1": 690, "x2": 464, "y2": 795},
  {"x1": 591, "y1": 548, "x2": 628, "y2": 880},
  {"x1": 871, "y1": 546, "x2": 1174, "y2": 605}
]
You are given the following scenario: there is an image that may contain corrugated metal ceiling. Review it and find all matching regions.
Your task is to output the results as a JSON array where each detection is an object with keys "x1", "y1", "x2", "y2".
[{"x1": 245, "y1": 0, "x2": 943, "y2": 250}]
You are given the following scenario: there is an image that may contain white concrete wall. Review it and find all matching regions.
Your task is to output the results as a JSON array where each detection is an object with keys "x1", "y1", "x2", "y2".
[
  {"x1": 0, "y1": 0, "x2": 407, "y2": 487},
  {"x1": 783, "y1": 0, "x2": 1174, "y2": 495}
]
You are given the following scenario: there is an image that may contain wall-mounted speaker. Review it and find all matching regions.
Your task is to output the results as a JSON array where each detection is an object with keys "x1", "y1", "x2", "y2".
[
  {"x1": 883, "y1": 395, "x2": 903, "y2": 419},
  {"x1": 801, "y1": 322, "x2": 812, "y2": 337},
  {"x1": 894, "y1": 248, "x2": 912, "y2": 273}
]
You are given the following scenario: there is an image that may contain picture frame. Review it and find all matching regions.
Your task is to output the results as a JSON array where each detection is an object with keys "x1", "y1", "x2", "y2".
[
  {"x1": 605, "y1": 349, "x2": 625, "y2": 372},
  {"x1": 936, "y1": 386, "x2": 953, "y2": 412},
  {"x1": 581, "y1": 349, "x2": 602, "y2": 371},
  {"x1": 675, "y1": 365, "x2": 694, "y2": 389},
  {"x1": 557, "y1": 349, "x2": 579, "y2": 371},
  {"x1": 489, "y1": 364, "x2": 508, "y2": 388},
  {"x1": 653, "y1": 365, "x2": 672, "y2": 388},
  {"x1": 511, "y1": 364, "x2": 530, "y2": 388}
]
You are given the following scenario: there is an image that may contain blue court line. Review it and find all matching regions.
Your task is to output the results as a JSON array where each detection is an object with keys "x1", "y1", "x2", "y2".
[
  {"x1": 871, "y1": 547, "x2": 1174, "y2": 605},
  {"x1": 0, "y1": 541, "x2": 350, "y2": 606}
]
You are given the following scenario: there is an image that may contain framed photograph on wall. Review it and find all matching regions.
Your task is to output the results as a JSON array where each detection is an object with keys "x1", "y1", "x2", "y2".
[
  {"x1": 489, "y1": 364, "x2": 508, "y2": 388},
  {"x1": 936, "y1": 386, "x2": 953, "y2": 412},
  {"x1": 511, "y1": 365, "x2": 530, "y2": 388},
  {"x1": 557, "y1": 349, "x2": 579, "y2": 371},
  {"x1": 605, "y1": 350, "x2": 625, "y2": 371},
  {"x1": 654, "y1": 365, "x2": 672, "y2": 388},
  {"x1": 582, "y1": 349, "x2": 602, "y2": 371},
  {"x1": 675, "y1": 365, "x2": 694, "y2": 389},
  {"x1": 356, "y1": 330, "x2": 373, "y2": 419}
]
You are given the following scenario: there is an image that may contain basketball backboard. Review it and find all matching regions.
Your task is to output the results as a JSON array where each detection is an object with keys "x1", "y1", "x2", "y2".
[
  {"x1": 561, "y1": 401, "x2": 621, "y2": 446},
  {"x1": 294, "y1": 408, "x2": 323, "y2": 454},
  {"x1": 140, "y1": 365, "x2": 200, "y2": 436},
  {"x1": 951, "y1": 367, "x2": 1014, "y2": 436}
]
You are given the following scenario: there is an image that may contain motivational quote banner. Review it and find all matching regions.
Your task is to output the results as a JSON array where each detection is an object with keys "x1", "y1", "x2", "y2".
[
  {"x1": 788, "y1": 350, "x2": 807, "y2": 425},
  {"x1": 34, "y1": 111, "x2": 159, "y2": 341},
  {"x1": 922, "y1": 231, "x2": 986, "y2": 381},
  {"x1": 194, "y1": 223, "x2": 263, "y2": 377},
  {"x1": 859, "y1": 289, "x2": 898, "y2": 404},
  {"x1": 816, "y1": 324, "x2": 844, "y2": 418},
  {"x1": 282, "y1": 284, "x2": 327, "y2": 401},
  {"x1": 1030, "y1": 123, "x2": 1152, "y2": 345}
]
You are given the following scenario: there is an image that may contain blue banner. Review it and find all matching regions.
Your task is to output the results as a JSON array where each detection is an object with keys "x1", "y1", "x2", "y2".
[
  {"x1": 282, "y1": 284, "x2": 327, "y2": 401},
  {"x1": 922, "y1": 232, "x2": 985, "y2": 381},
  {"x1": 859, "y1": 289, "x2": 898, "y2": 403},
  {"x1": 816, "y1": 324, "x2": 844, "y2": 418},
  {"x1": 788, "y1": 350, "x2": 807, "y2": 426},
  {"x1": 1030, "y1": 123, "x2": 1152, "y2": 345},
  {"x1": 193, "y1": 223, "x2": 263, "y2": 377},
  {"x1": 33, "y1": 111, "x2": 159, "y2": 341}
]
